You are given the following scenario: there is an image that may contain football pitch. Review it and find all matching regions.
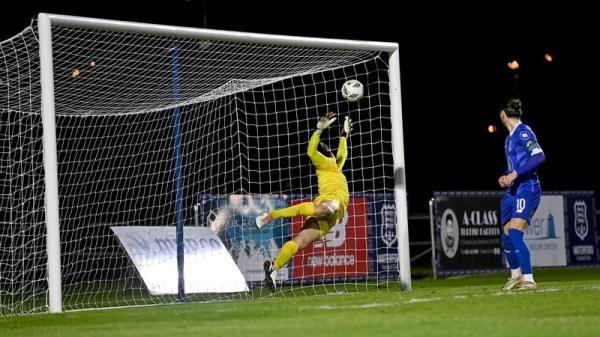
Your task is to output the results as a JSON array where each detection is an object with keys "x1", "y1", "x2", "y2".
[{"x1": 1, "y1": 268, "x2": 599, "y2": 337}]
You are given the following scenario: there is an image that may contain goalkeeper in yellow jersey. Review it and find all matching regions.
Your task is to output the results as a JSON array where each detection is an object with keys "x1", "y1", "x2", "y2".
[{"x1": 255, "y1": 111, "x2": 351, "y2": 290}]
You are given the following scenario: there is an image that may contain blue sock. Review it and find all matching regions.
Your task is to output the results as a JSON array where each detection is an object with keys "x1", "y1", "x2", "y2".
[
  {"x1": 509, "y1": 228, "x2": 532, "y2": 274},
  {"x1": 501, "y1": 234, "x2": 520, "y2": 270}
]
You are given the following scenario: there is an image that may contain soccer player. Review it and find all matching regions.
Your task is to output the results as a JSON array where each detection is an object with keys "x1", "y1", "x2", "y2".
[
  {"x1": 498, "y1": 98, "x2": 545, "y2": 290},
  {"x1": 255, "y1": 111, "x2": 351, "y2": 290}
]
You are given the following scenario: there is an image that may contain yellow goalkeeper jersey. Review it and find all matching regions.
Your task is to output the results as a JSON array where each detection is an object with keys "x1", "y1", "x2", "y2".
[{"x1": 307, "y1": 131, "x2": 349, "y2": 203}]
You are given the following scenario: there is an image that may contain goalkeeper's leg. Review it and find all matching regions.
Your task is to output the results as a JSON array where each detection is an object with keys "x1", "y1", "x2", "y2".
[
  {"x1": 256, "y1": 201, "x2": 335, "y2": 228},
  {"x1": 256, "y1": 200, "x2": 340, "y2": 228},
  {"x1": 264, "y1": 219, "x2": 321, "y2": 290},
  {"x1": 274, "y1": 219, "x2": 321, "y2": 270},
  {"x1": 255, "y1": 202, "x2": 314, "y2": 228},
  {"x1": 269, "y1": 199, "x2": 338, "y2": 220},
  {"x1": 270, "y1": 202, "x2": 315, "y2": 219}
]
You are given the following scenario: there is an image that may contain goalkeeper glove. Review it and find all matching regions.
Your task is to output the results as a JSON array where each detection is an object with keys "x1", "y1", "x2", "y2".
[
  {"x1": 316, "y1": 112, "x2": 337, "y2": 130},
  {"x1": 341, "y1": 116, "x2": 352, "y2": 137}
]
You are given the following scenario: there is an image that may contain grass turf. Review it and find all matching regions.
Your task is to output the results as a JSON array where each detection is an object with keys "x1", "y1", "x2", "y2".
[{"x1": 1, "y1": 267, "x2": 599, "y2": 337}]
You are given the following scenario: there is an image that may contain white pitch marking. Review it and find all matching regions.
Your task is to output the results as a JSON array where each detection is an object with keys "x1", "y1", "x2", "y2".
[
  {"x1": 404, "y1": 297, "x2": 442, "y2": 304},
  {"x1": 308, "y1": 303, "x2": 396, "y2": 310}
]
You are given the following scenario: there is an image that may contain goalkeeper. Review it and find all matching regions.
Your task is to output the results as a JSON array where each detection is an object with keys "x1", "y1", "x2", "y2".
[{"x1": 255, "y1": 111, "x2": 351, "y2": 290}]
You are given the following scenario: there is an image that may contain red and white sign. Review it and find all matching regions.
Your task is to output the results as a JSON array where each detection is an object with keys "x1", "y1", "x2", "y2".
[{"x1": 292, "y1": 198, "x2": 369, "y2": 279}]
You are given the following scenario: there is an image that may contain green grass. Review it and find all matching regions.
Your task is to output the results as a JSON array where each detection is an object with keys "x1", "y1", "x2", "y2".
[{"x1": 1, "y1": 268, "x2": 599, "y2": 337}]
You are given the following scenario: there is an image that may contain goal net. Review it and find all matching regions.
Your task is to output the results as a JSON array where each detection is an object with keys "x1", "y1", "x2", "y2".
[{"x1": 0, "y1": 14, "x2": 409, "y2": 315}]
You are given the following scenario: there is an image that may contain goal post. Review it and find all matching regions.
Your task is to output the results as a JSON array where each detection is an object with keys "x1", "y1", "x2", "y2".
[
  {"x1": 38, "y1": 13, "x2": 63, "y2": 313},
  {"x1": 3, "y1": 12, "x2": 410, "y2": 315},
  {"x1": 388, "y1": 48, "x2": 411, "y2": 291}
]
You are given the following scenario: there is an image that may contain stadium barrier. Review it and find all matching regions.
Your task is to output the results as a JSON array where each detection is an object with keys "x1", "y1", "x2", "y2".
[
  {"x1": 194, "y1": 193, "x2": 400, "y2": 286},
  {"x1": 430, "y1": 191, "x2": 599, "y2": 277}
]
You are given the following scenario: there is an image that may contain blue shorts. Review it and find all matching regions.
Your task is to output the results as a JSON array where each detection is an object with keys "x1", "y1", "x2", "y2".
[{"x1": 501, "y1": 183, "x2": 541, "y2": 225}]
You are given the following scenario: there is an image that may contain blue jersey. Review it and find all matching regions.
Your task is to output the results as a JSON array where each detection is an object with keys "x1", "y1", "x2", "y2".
[{"x1": 504, "y1": 123, "x2": 543, "y2": 189}]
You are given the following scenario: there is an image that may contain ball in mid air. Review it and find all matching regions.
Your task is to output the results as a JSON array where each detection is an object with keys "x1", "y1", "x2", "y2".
[{"x1": 341, "y1": 79, "x2": 364, "y2": 102}]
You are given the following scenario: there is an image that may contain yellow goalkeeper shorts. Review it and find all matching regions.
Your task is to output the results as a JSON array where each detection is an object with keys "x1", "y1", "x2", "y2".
[{"x1": 314, "y1": 193, "x2": 348, "y2": 237}]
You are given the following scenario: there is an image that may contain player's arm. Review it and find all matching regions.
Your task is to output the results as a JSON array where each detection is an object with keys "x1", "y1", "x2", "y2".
[
  {"x1": 499, "y1": 165, "x2": 511, "y2": 188},
  {"x1": 307, "y1": 112, "x2": 336, "y2": 167},
  {"x1": 501, "y1": 130, "x2": 545, "y2": 185},
  {"x1": 307, "y1": 131, "x2": 327, "y2": 167},
  {"x1": 501, "y1": 153, "x2": 545, "y2": 186},
  {"x1": 514, "y1": 131, "x2": 545, "y2": 177},
  {"x1": 336, "y1": 116, "x2": 351, "y2": 168},
  {"x1": 515, "y1": 152, "x2": 545, "y2": 177}
]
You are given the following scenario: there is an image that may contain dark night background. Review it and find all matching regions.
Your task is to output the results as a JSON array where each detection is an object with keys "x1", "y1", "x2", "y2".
[{"x1": 2, "y1": 1, "x2": 598, "y2": 217}]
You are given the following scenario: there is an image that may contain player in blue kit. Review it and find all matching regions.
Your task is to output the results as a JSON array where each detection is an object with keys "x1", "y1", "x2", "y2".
[{"x1": 498, "y1": 98, "x2": 545, "y2": 290}]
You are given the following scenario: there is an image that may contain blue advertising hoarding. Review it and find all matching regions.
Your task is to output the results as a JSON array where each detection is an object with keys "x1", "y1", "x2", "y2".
[
  {"x1": 198, "y1": 194, "x2": 291, "y2": 283},
  {"x1": 432, "y1": 191, "x2": 599, "y2": 277},
  {"x1": 564, "y1": 192, "x2": 599, "y2": 266},
  {"x1": 367, "y1": 194, "x2": 400, "y2": 280}
]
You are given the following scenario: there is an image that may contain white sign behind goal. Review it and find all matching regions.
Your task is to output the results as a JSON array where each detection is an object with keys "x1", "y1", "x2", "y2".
[{"x1": 111, "y1": 226, "x2": 248, "y2": 294}]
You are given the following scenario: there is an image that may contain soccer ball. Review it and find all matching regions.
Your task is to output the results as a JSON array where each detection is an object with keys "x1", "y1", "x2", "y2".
[{"x1": 341, "y1": 79, "x2": 364, "y2": 102}]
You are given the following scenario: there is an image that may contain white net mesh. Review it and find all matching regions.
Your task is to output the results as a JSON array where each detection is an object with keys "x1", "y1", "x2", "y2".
[
  {"x1": 1, "y1": 26, "x2": 47, "y2": 315},
  {"x1": 0, "y1": 18, "x2": 401, "y2": 315}
]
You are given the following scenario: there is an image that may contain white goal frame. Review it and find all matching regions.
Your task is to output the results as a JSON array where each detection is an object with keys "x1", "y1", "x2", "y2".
[{"x1": 37, "y1": 13, "x2": 411, "y2": 313}]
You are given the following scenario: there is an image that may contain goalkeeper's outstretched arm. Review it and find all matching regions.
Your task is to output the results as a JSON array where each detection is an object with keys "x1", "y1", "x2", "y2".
[
  {"x1": 307, "y1": 112, "x2": 336, "y2": 167},
  {"x1": 336, "y1": 116, "x2": 351, "y2": 168}
]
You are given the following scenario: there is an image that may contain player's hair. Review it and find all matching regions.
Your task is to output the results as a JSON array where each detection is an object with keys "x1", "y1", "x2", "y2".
[
  {"x1": 319, "y1": 142, "x2": 334, "y2": 158},
  {"x1": 503, "y1": 98, "x2": 523, "y2": 118}
]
